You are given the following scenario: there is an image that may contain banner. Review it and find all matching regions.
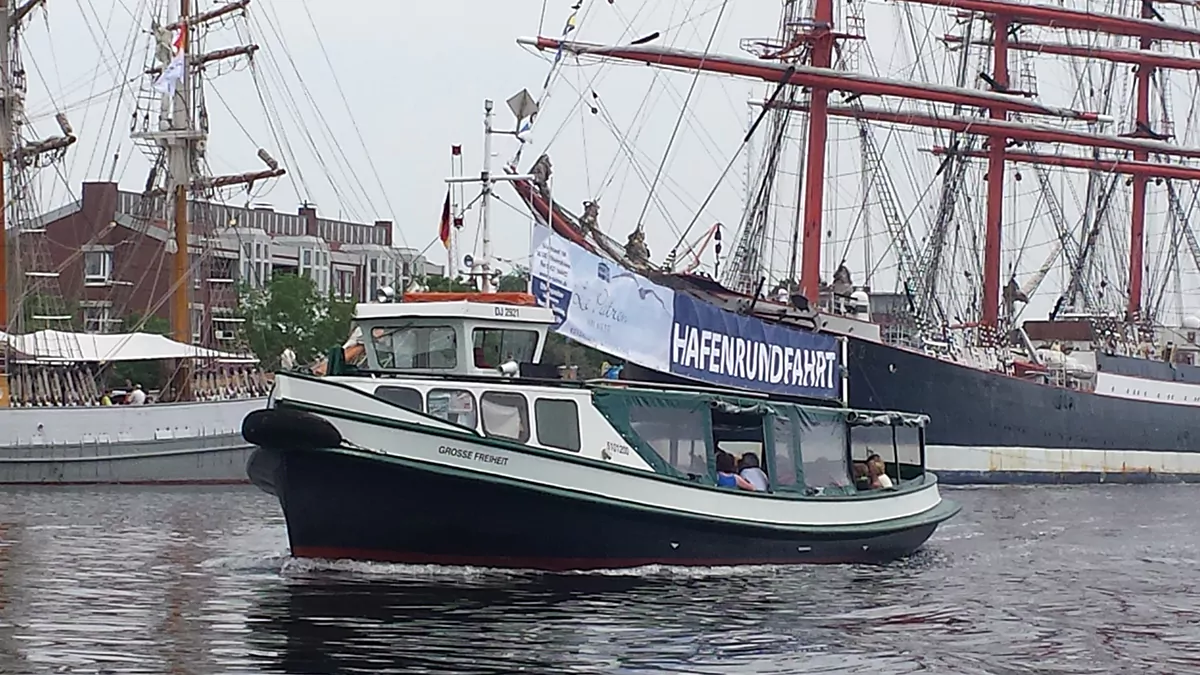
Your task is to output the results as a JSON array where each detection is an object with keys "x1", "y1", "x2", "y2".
[
  {"x1": 529, "y1": 226, "x2": 842, "y2": 401},
  {"x1": 529, "y1": 226, "x2": 675, "y2": 370},
  {"x1": 670, "y1": 293, "x2": 840, "y2": 399}
]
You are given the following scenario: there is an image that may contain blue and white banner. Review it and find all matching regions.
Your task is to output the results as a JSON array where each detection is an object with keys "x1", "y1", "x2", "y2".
[
  {"x1": 529, "y1": 226, "x2": 842, "y2": 401},
  {"x1": 670, "y1": 293, "x2": 840, "y2": 399}
]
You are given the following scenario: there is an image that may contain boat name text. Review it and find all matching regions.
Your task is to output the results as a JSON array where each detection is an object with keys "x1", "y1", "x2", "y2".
[
  {"x1": 494, "y1": 306, "x2": 521, "y2": 318},
  {"x1": 670, "y1": 323, "x2": 837, "y2": 390},
  {"x1": 437, "y1": 445, "x2": 510, "y2": 467}
]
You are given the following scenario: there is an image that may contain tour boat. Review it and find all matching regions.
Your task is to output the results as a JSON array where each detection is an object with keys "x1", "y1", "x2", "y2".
[{"x1": 243, "y1": 292, "x2": 960, "y2": 571}]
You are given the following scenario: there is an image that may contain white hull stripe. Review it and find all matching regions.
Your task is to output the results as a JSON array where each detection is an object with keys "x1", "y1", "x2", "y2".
[
  {"x1": 281, "y1": 400, "x2": 946, "y2": 529},
  {"x1": 927, "y1": 445, "x2": 1200, "y2": 475}
]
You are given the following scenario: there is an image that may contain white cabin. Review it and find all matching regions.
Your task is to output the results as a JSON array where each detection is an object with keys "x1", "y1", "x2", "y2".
[{"x1": 352, "y1": 298, "x2": 557, "y2": 378}]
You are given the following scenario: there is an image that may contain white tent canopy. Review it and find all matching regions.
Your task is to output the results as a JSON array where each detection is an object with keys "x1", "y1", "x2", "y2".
[{"x1": 0, "y1": 329, "x2": 258, "y2": 364}]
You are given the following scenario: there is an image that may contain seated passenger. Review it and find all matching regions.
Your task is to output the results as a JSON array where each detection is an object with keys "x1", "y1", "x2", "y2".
[
  {"x1": 716, "y1": 452, "x2": 755, "y2": 491},
  {"x1": 866, "y1": 454, "x2": 894, "y2": 490},
  {"x1": 738, "y1": 452, "x2": 770, "y2": 492},
  {"x1": 852, "y1": 462, "x2": 870, "y2": 490}
]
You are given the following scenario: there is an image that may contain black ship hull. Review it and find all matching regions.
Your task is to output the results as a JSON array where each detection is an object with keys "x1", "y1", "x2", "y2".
[
  {"x1": 846, "y1": 337, "x2": 1200, "y2": 484},
  {"x1": 248, "y1": 445, "x2": 954, "y2": 571}
]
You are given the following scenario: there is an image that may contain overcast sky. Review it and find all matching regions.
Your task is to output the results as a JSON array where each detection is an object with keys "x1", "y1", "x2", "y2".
[{"x1": 14, "y1": 0, "x2": 1200, "y2": 323}]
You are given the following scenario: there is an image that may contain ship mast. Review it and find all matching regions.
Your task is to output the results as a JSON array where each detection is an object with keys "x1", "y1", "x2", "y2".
[
  {"x1": 131, "y1": 0, "x2": 282, "y2": 401},
  {"x1": 521, "y1": 0, "x2": 1200, "y2": 332},
  {"x1": 0, "y1": 0, "x2": 76, "y2": 407}
]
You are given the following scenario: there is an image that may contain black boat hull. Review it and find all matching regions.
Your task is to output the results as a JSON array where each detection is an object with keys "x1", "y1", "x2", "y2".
[
  {"x1": 248, "y1": 446, "x2": 953, "y2": 570},
  {"x1": 847, "y1": 337, "x2": 1200, "y2": 484}
]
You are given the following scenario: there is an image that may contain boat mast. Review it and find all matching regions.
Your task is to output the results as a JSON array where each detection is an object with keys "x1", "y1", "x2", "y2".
[
  {"x1": 170, "y1": 0, "x2": 193, "y2": 399},
  {"x1": 446, "y1": 97, "x2": 534, "y2": 293},
  {"x1": 797, "y1": 0, "x2": 834, "y2": 304},
  {"x1": 0, "y1": 0, "x2": 10, "y2": 406}
]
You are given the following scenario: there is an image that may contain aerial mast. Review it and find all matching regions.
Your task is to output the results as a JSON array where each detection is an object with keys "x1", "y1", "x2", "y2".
[{"x1": 446, "y1": 94, "x2": 536, "y2": 293}]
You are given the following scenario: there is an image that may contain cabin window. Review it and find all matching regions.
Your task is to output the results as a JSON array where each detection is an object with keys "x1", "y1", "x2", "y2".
[
  {"x1": 800, "y1": 416, "x2": 851, "y2": 491},
  {"x1": 374, "y1": 385, "x2": 423, "y2": 412},
  {"x1": 427, "y1": 388, "x2": 477, "y2": 429},
  {"x1": 535, "y1": 399, "x2": 581, "y2": 452},
  {"x1": 894, "y1": 426, "x2": 923, "y2": 481},
  {"x1": 769, "y1": 416, "x2": 799, "y2": 489},
  {"x1": 372, "y1": 325, "x2": 457, "y2": 369},
  {"x1": 481, "y1": 391, "x2": 530, "y2": 442},
  {"x1": 472, "y1": 328, "x2": 539, "y2": 369},
  {"x1": 628, "y1": 405, "x2": 709, "y2": 478}
]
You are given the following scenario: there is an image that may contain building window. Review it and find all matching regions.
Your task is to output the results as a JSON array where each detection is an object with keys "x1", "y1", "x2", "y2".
[
  {"x1": 82, "y1": 306, "x2": 113, "y2": 334},
  {"x1": 83, "y1": 250, "x2": 112, "y2": 284},
  {"x1": 191, "y1": 308, "x2": 204, "y2": 344},
  {"x1": 535, "y1": 399, "x2": 580, "y2": 451},
  {"x1": 481, "y1": 391, "x2": 530, "y2": 442}
]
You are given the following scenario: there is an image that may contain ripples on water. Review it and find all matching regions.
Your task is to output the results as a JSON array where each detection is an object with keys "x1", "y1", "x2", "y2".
[{"x1": 0, "y1": 486, "x2": 1197, "y2": 674}]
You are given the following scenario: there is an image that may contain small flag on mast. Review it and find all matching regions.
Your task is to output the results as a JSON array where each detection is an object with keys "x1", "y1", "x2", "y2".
[
  {"x1": 439, "y1": 190, "x2": 452, "y2": 249},
  {"x1": 153, "y1": 24, "x2": 187, "y2": 96}
]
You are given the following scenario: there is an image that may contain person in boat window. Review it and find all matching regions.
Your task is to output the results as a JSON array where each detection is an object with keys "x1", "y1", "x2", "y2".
[
  {"x1": 716, "y1": 452, "x2": 755, "y2": 491},
  {"x1": 852, "y1": 461, "x2": 870, "y2": 490},
  {"x1": 866, "y1": 454, "x2": 894, "y2": 490},
  {"x1": 738, "y1": 452, "x2": 770, "y2": 492},
  {"x1": 128, "y1": 383, "x2": 147, "y2": 406},
  {"x1": 99, "y1": 390, "x2": 113, "y2": 406}
]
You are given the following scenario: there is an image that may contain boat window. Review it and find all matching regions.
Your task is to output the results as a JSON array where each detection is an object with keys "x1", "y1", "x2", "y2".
[
  {"x1": 480, "y1": 391, "x2": 530, "y2": 442},
  {"x1": 894, "y1": 426, "x2": 923, "y2": 481},
  {"x1": 372, "y1": 325, "x2": 457, "y2": 369},
  {"x1": 374, "y1": 385, "x2": 423, "y2": 412},
  {"x1": 628, "y1": 405, "x2": 709, "y2": 478},
  {"x1": 770, "y1": 416, "x2": 799, "y2": 489},
  {"x1": 800, "y1": 417, "x2": 852, "y2": 492},
  {"x1": 850, "y1": 425, "x2": 894, "y2": 490},
  {"x1": 472, "y1": 328, "x2": 539, "y2": 369},
  {"x1": 534, "y1": 398, "x2": 581, "y2": 452},
  {"x1": 427, "y1": 389, "x2": 477, "y2": 429}
]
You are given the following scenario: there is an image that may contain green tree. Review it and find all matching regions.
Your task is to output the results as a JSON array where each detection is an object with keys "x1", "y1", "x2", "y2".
[
  {"x1": 238, "y1": 273, "x2": 355, "y2": 369},
  {"x1": 421, "y1": 274, "x2": 476, "y2": 292}
]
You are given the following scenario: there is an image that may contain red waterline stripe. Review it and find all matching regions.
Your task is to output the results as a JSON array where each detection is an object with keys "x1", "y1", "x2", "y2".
[
  {"x1": 291, "y1": 546, "x2": 869, "y2": 570},
  {"x1": 1, "y1": 479, "x2": 252, "y2": 487}
]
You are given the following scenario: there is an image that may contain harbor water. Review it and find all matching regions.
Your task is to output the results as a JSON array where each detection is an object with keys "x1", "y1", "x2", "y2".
[{"x1": 0, "y1": 485, "x2": 1196, "y2": 674}]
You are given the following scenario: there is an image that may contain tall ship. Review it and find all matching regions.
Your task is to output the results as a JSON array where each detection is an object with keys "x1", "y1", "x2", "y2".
[
  {"x1": 0, "y1": 0, "x2": 286, "y2": 484},
  {"x1": 458, "y1": 0, "x2": 1200, "y2": 483}
]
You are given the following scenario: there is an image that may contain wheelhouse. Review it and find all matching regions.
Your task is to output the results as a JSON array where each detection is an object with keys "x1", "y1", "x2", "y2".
[{"x1": 352, "y1": 293, "x2": 556, "y2": 377}]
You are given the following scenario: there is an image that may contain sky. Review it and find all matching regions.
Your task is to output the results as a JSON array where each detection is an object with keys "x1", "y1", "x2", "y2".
[{"x1": 13, "y1": 0, "x2": 1200, "y2": 325}]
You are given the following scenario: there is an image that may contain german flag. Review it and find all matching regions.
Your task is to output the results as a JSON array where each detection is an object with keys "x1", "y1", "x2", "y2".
[{"x1": 438, "y1": 190, "x2": 451, "y2": 249}]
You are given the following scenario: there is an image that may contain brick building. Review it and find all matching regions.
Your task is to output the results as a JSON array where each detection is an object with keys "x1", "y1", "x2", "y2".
[{"x1": 18, "y1": 181, "x2": 441, "y2": 345}]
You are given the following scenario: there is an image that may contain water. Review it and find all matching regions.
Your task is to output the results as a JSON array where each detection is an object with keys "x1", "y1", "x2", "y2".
[{"x1": 0, "y1": 486, "x2": 1197, "y2": 674}]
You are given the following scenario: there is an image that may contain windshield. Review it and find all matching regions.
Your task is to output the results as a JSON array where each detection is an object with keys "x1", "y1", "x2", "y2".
[
  {"x1": 371, "y1": 325, "x2": 457, "y2": 369},
  {"x1": 471, "y1": 328, "x2": 539, "y2": 368}
]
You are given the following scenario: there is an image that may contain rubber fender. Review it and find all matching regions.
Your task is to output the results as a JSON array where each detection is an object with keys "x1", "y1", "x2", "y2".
[{"x1": 242, "y1": 407, "x2": 343, "y2": 450}]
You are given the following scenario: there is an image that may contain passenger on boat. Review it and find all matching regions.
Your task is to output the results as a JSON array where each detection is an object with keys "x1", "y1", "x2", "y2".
[
  {"x1": 715, "y1": 452, "x2": 755, "y2": 491},
  {"x1": 866, "y1": 454, "x2": 894, "y2": 490},
  {"x1": 852, "y1": 462, "x2": 870, "y2": 490},
  {"x1": 738, "y1": 453, "x2": 770, "y2": 492},
  {"x1": 128, "y1": 383, "x2": 147, "y2": 406}
]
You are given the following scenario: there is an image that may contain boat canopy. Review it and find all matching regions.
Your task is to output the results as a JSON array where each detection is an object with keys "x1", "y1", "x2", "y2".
[
  {"x1": 0, "y1": 329, "x2": 257, "y2": 364},
  {"x1": 588, "y1": 384, "x2": 928, "y2": 493}
]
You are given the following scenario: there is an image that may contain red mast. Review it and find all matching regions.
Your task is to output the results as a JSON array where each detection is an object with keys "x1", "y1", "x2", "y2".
[
  {"x1": 798, "y1": 0, "x2": 835, "y2": 303},
  {"x1": 982, "y1": 17, "x2": 1009, "y2": 328},
  {"x1": 1129, "y1": 1, "x2": 1155, "y2": 321}
]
